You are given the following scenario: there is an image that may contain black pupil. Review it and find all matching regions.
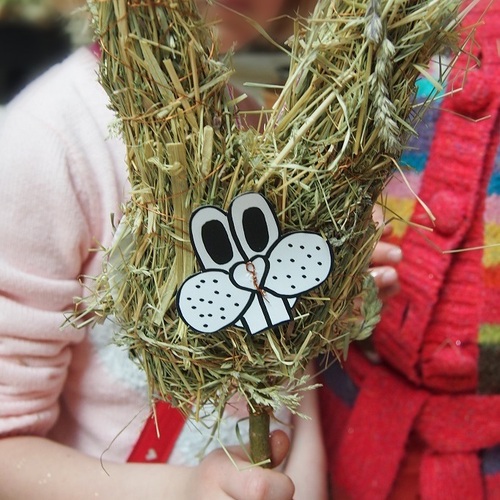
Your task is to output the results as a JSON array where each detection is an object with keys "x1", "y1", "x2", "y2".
[
  {"x1": 202, "y1": 220, "x2": 233, "y2": 265},
  {"x1": 243, "y1": 207, "x2": 269, "y2": 253}
]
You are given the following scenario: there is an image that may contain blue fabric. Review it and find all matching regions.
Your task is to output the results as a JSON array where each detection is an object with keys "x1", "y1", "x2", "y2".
[
  {"x1": 482, "y1": 445, "x2": 500, "y2": 475},
  {"x1": 321, "y1": 359, "x2": 359, "y2": 407}
]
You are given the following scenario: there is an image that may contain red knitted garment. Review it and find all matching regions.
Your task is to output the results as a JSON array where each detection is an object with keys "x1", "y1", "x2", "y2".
[{"x1": 321, "y1": 2, "x2": 500, "y2": 498}]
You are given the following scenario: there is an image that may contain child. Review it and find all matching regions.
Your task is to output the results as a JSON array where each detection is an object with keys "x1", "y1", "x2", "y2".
[{"x1": 0, "y1": 1, "x2": 326, "y2": 498}]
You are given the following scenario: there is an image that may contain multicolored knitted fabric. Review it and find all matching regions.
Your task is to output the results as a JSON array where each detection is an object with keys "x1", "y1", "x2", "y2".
[
  {"x1": 320, "y1": 2, "x2": 500, "y2": 498},
  {"x1": 395, "y1": 69, "x2": 500, "y2": 382}
]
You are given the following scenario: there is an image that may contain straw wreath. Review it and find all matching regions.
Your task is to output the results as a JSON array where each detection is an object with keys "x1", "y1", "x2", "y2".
[{"x1": 75, "y1": 0, "x2": 470, "y2": 463}]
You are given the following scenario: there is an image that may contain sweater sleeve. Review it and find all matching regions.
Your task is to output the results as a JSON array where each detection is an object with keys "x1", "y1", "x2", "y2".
[{"x1": 0, "y1": 97, "x2": 93, "y2": 437}]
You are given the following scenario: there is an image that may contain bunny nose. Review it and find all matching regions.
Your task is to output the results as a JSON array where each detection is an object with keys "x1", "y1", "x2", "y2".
[{"x1": 231, "y1": 256, "x2": 268, "y2": 292}]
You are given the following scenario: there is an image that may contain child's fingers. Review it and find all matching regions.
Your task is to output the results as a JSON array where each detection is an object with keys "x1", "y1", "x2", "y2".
[
  {"x1": 371, "y1": 241, "x2": 402, "y2": 266},
  {"x1": 221, "y1": 465, "x2": 295, "y2": 500},
  {"x1": 370, "y1": 266, "x2": 398, "y2": 288},
  {"x1": 201, "y1": 446, "x2": 293, "y2": 500},
  {"x1": 195, "y1": 430, "x2": 294, "y2": 499},
  {"x1": 269, "y1": 429, "x2": 291, "y2": 468},
  {"x1": 370, "y1": 266, "x2": 400, "y2": 301},
  {"x1": 370, "y1": 239, "x2": 402, "y2": 302},
  {"x1": 226, "y1": 428, "x2": 290, "y2": 469}
]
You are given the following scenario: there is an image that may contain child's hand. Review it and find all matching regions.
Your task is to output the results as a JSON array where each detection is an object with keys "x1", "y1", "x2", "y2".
[
  {"x1": 370, "y1": 205, "x2": 402, "y2": 301},
  {"x1": 370, "y1": 241, "x2": 402, "y2": 300},
  {"x1": 0, "y1": 433, "x2": 294, "y2": 500},
  {"x1": 186, "y1": 430, "x2": 294, "y2": 500}
]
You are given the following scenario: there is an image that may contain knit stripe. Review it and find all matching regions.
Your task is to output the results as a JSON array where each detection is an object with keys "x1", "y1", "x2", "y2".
[
  {"x1": 400, "y1": 103, "x2": 442, "y2": 173},
  {"x1": 384, "y1": 170, "x2": 423, "y2": 197},
  {"x1": 484, "y1": 222, "x2": 500, "y2": 266},
  {"x1": 487, "y1": 154, "x2": 500, "y2": 194},
  {"x1": 484, "y1": 194, "x2": 500, "y2": 223},
  {"x1": 482, "y1": 285, "x2": 500, "y2": 328},
  {"x1": 479, "y1": 324, "x2": 500, "y2": 345},
  {"x1": 401, "y1": 152, "x2": 428, "y2": 172},
  {"x1": 484, "y1": 262, "x2": 500, "y2": 281}
]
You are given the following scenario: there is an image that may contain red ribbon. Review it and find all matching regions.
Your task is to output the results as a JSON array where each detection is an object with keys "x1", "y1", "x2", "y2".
[{"x1": 127, "y1": 401, "x2": 186, "y2": 463}]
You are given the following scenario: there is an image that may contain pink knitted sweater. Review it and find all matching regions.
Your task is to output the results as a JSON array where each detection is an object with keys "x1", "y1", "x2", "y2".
[
  {"x1": 0, "y1": 47, "x2": 288, "y2": 464},
  {"x1": 0, "y1": 47, "x2": 147, "y2": 461}
]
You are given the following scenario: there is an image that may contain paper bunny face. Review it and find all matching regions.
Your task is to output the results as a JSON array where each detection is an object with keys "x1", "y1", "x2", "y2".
[{"x1": 177, "y1": 193, "x2": 334, "y2": 335}]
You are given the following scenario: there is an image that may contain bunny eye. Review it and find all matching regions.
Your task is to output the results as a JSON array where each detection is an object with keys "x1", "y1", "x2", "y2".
[
  {"x1": 202, "y1": 220, "x2": 234, "y2": 265},
  {"x1": 242, "y1": 207, "x2": 269, "y2": 253},
  {"x1": 230, "y1": 193, "x2": 280, "y2": 258},
  {"x1": 190, "y1": 206, "x2": 243, "y2": 271}
]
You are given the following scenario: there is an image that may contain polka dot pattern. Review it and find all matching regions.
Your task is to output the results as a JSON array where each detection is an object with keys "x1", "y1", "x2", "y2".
[
  {"x1": 267, "y1": 232, "x2": 332, "y2": 296},
  {"x1": 177, "y1": 270, "x2": 252, "y2": 333}
]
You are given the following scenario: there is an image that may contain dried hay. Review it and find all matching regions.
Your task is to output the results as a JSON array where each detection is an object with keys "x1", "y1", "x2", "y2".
[{"x1": 73, "y1": 0, "x2": 472, "y2": 429}]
